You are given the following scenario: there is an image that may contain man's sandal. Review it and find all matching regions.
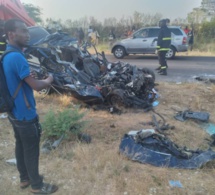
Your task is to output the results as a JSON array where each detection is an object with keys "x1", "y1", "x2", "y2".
[
  {"x1": 20, "y1": 180, "x2": 31, "y2": 189},
  {"x1": 31, "y1": 183, "x2": 58, "y2": 194},
  {"x1": 20, "y1": 175, "x2": 44, "y2": 189}
]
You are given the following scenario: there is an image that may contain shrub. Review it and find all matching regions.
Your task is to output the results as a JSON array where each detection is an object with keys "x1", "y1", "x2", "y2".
[{"x1": 41, "y1": 107, "x2": 87, "y2": 139}]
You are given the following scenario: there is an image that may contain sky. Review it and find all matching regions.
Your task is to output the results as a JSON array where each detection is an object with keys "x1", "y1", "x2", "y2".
[{"x1": 21, "y1": 0, "x2": 202, "y2": 22}]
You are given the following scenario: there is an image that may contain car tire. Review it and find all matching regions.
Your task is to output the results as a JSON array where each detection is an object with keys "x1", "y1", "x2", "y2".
[
  {"x1": 142, "y1": 68, "x2": 155, "y2": 82},
  {"x1": 39, "y1": 86, "x2": 52, "y2": 96},
  {"x1": 113, "y1": 46, "x2": 125, "y2": 59},
  {"x1": 166, "y1": 46, "x2": 176, "y2": 59},
  {"x1": 108, "y1": 89, "x2": 125, "y2": 109}
]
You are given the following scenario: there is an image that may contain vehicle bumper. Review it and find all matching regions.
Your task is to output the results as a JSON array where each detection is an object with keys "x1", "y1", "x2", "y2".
[{"x1": 176, "y1": 45, "x2": 188, "y2": 52}]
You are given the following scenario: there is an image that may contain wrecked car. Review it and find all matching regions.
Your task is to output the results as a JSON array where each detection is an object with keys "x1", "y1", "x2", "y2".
[
  {"x1": 25, "y1": 26, "x2": 157, "y2": 109},
  {"x1": 119, "y1": 130, "x2": 215, "y2": 169}
]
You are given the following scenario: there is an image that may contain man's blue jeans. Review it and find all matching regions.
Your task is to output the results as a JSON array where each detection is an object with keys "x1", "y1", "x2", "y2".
[{"x1": 8, "y1": 114, "x2": 43, "y2": 190}]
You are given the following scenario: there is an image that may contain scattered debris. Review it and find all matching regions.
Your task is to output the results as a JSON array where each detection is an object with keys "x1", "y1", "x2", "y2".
[
  {"x1": 174, "y1": 110, "x2": 209, "y2": 122},
  {"x1": 127, "y1": 129, "x2": 155, "y2": 136},
  {"x1": 200, "y1": 123, "x2": 215, "y2": 146},
  {"x1": 109, "y1": 107, "x2": 122, "y2": 115},
  {"x1": 152, "y1": 100, "x2": 159, "y2": 107},
  {"x1": 139, "y1": 110, "x2": 174, "y2": 134},
  {"x1": 77, "y1": 133, "x2": 92, "y2": 144},
  {"x1": 0, "y1": 113, "x2": 7, "y2": 119},
  {"x1": 6, "y1": 158, "x2": 17, "y2": 166},
  {"x1": 169, "y1": 180, "x2": 183, "y2": 188},
  {"x1": 201, "y1": 123, "x2": 215, "y2": 135},
  {"x1": 110, "y1": 124, "x2": 116, "y2": 128},
  {"x1": 152, "y1": 114, "x2": 174, "y2": 133},
  {"x1": 119, "y1": 131, "x2": 215, "y2": 169},
  {"x1": 195, "y1": 75, "x2": 215, "y2": 84},
  {"x1": 51, "y1": 134, "x2": 65, "y2": 149},
  {"x1": 210, "y1": 134, "x2": 215, "y2": 146},
  {"x1": 41, "y1": 134, "x2": 65, "y2": 154}
]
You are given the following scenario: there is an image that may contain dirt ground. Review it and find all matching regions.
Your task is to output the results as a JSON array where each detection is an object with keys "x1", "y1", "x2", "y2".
[{"x1": 1, "y1": 81, "x2": 215, "y2": 195}]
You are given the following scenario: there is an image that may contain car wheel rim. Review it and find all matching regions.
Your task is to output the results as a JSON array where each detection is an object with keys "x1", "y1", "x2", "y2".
[
  {"x1": 115, "y1": 49, "x2": 123, "y2": 58},
  {"x1": 110, "y1": 95, "x2": 124, "y2": 109},
  {"x1": 166, "y1": 49, "x2": 173, "y2": 58},
  {"x1": 39, "y1": 87, "x2": 51, "y2": 95}
]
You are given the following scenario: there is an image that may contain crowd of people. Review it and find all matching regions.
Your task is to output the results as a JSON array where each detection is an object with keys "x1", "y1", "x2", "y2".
[{"x1": 73, "y1": 25, "x2": 137, "y2": 47}]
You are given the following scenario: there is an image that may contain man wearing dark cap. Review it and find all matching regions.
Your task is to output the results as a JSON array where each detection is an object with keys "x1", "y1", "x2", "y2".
[{"x1": 155, "y1": 19, "x2": 171, "y2": 75}]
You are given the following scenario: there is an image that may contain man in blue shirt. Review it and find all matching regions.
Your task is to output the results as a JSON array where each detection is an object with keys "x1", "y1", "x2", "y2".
[{"x1": 3, "y1": 19, "x2": 58, "y2": 194}]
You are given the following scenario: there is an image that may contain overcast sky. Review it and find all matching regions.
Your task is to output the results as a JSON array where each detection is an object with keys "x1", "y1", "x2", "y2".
[{"x1": 21, "y1": 0, "x2": 202, "y2": 22}]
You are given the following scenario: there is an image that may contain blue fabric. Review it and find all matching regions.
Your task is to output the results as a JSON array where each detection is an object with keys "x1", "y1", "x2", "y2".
[{"x1": 3, "y1": 45, "x2": 37, "y2": 121}]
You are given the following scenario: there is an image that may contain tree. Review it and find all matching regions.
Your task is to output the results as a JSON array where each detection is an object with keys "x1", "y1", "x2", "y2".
[
  {"x1": 23, "y1": 3, "x2": 43, "y2": 24},
  {"x1": 201, "y1": 0, "x2": 215, "y2": 16},
  {"x1": 132, "y1": 11, "x2": 143, "y2": 28},
  {"x1": 172, "y1": 17, "x2": 187, "y2": 26},
  {"x1": 187, "y1": 7, "x2": 207, "y2": 24},
  {"x1": 200, "y1": 18, "x2": 215, "y2": 42},
  {"x1": 146, "y1": 13, "x2": 162, "y2": 26}
]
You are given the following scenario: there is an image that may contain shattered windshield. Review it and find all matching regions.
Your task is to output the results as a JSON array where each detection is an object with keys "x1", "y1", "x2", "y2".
[{"x1": 28, "y1": 26, "x2": 50, "y2": 46}]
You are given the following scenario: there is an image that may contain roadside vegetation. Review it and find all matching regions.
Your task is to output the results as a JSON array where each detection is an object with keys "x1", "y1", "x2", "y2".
[{"x1": 23, "y1": 0, "x2": 215, "y2": 54}]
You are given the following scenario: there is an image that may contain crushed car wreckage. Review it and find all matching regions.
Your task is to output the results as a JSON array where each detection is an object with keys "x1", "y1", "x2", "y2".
[
  {"x1": 119, "y1": 130, "x2": 215, "y2": 169},
  {"x1": 25, "y1": 27, "x2": 157, "y2": 109}
]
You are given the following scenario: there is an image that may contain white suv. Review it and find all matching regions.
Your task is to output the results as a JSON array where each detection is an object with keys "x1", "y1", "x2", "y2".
[{"x1": 111, "y1": 26, "x2": 188, "y2": 59}]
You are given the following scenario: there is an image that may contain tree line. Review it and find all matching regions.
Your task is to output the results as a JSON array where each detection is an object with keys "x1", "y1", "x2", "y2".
[{"x1": 23, "y1": 1, "x2": 215, "y2": 51}]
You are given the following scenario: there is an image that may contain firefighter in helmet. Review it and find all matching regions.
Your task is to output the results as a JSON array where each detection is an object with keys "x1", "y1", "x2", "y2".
[{"x1": 155, "y1": 19, "x2": 171, "y2": 75}]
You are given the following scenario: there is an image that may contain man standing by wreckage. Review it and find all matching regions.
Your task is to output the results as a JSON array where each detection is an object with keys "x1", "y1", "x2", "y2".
[
  {"x1": 155, "y1": 19, "x2": 171, "y2": 76},
  {"x1": 3, "y1": 19, "x2": 58, "y2": 194}
]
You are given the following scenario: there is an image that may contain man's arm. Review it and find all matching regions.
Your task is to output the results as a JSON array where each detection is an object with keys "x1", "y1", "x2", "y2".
[{"x1": 24, "y1": 75, "x2": 53, "y2": 91}]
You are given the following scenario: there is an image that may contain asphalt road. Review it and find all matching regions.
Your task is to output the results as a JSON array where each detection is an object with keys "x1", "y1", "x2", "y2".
[{"x1": 106, "y1": 54, "x2": 215, "y2": 83}]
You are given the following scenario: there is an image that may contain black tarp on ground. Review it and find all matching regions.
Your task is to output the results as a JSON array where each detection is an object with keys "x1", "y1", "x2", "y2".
[{"x1": 119, "y1": 133, "x2": 215, "y2": 169}]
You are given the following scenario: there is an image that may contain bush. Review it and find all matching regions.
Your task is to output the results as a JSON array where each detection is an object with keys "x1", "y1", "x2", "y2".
[{"x1": 41, "y1": 107, "x2": 87, "y2": 139}]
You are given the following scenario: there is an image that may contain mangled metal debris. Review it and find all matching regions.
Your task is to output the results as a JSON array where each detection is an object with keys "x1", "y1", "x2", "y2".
[
  {"x1": 174, "y1": 110, "x2": 210, "y2": 122},
  {"x1": 41, "y1": 134, "x2": 65, "y2": 154},
  {"x1": 195, "y1": 75, "x2": 215, "y2": 84},
  {"x1": 119, "y1": 130, "x2": 215, "y2": 169},
  {"x1": 25, "y1": 28, "x2": 157, "y2": 110},
  {"x1": 41, "y1": 133, "x2": 92, "y2": 154}
]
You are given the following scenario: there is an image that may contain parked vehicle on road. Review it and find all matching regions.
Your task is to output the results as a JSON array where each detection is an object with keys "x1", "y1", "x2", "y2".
[{"x1": 111, "y1": 26, "x2": 188, "y2": 59}]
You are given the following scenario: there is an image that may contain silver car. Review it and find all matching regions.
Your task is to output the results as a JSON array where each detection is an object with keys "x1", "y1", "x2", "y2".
[{"x1": 111, "y1": 26, "x2": 188, "y2": 59}]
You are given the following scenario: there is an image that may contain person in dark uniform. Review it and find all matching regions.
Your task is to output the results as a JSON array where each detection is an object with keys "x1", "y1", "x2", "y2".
[
  {"x1": 155, "y1": 19, "x2": 171, "y2": 75},
  {"x1": 0, "y1": 20, "x2": 6, "y2": 55},
  {"x1": 188, "y1": 28, "x2": 194, "y2": 51}
]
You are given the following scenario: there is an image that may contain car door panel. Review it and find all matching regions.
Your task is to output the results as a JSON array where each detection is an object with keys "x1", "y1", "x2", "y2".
[
  {"x1": 147, "y1": 28, "x2": 160, "y2": 53},
  {"x1": 126, "y1": 29, "x2": 149, "y2": 53}
]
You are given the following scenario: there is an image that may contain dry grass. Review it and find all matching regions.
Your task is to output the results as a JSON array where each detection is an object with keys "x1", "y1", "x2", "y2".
[
  {"x1": 1, "y1": 82, "x2": 215, "y2": 195},
  {"x1": 179, "y1": 50, "x2": 215, "y2": 57}
]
